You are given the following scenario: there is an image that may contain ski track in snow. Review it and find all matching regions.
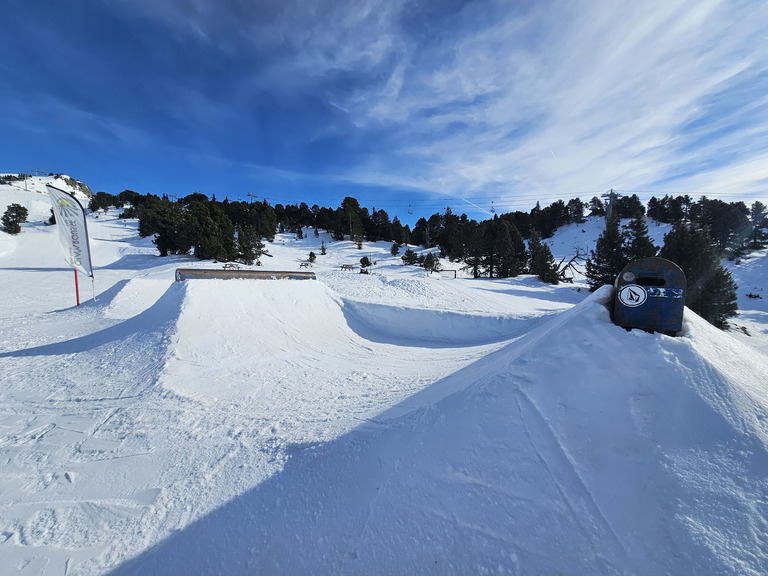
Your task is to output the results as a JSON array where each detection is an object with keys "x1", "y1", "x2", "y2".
[{"x1": 2, "y1": 181, "x2": 768, "y2": 575}]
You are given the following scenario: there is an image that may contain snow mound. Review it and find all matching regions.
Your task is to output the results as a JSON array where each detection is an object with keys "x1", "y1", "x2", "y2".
[
  {"x1": 160, "y1": 279, "x2": 358, "y2": 401},
  {"x1": 159, "y1": 278, "x2": 524, "y2": 402},
  {"x1": 108, "y1": 287, "x2": 768, "y2": 575}
]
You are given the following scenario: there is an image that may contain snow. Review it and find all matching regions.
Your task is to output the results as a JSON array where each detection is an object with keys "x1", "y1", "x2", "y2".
[
  {"x1": 2, "y1": 179, "x2": 768, "y2": 575},
  {"x1": 727, "y1": 248, "x2": 768, "y2": 354}
]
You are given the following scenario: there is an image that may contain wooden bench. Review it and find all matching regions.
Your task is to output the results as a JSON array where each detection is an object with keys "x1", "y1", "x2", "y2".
[
  {"x1": 223, "y1": 263, "x2": 241, "y2": 270},
  {"x1": 299, "y1": 262, "x2": 311, "y2": 268},
  {"x1": 340, "y1": 264, "x2": 355, "y2": 271}
]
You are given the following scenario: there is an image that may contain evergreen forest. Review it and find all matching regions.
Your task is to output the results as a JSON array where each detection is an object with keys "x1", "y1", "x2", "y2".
[{"x1": 86, "y1": 189, "x2": 768, "y2": 330}]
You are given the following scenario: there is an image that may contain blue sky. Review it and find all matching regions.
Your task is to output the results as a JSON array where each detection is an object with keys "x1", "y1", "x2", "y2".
[{"x1": 2, "y1": 0, "x2": 767, "y2": 225}]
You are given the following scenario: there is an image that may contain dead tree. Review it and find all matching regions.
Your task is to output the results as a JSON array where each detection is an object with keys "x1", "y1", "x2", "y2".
[{"x1": 557, "y1": 248, "x2": 587, "y2": 283}]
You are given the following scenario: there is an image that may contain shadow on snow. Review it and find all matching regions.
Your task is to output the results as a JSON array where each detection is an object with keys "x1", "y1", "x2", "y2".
[{"x1": 0, "y1": 282, "x2": 184, "y2": 358}]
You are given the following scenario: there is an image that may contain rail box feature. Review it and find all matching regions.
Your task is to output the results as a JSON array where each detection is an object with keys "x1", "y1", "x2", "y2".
[
  {"x1": 612, "y1": 257, "x2": 686, "y2": 335},
  {"x1": 175, "y1": 269, "x2": 316, "y2": 281}
]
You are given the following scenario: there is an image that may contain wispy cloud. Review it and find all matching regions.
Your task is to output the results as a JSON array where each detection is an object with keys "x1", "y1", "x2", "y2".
[
  {"x1": 309, "y1": 0, "x2": 768, "y2": 208},
  {"x1": 4, "y1": 0, "x2": 768, "y2": 214}
]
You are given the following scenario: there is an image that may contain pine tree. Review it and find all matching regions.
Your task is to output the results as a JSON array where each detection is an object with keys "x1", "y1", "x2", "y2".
[
  {"x1": 660, "y1": 223, "x2": 738, "y2": 329},
  {"x1": 438, "y1": 208, "x2": 461, "y2": 260},
  {"x1": 749, "y1": 201, "x2": 768, "y2": 248},
  {"x1": 401, "y1": 248, "x2": 418, "y2": 265},
  {"x1": 185, "y1": 202, "x2": 222, "y2": 261},
  {"x1": 341, "y1": 196, "x2": 364, "y2": 240},
  {"x1": 567, "y1": 198, "x2": 586, "y2": 223},
  {"x1": 153, "y1": 201, "x2": 189, "y2": 256},
  {"x1": 411, "y1": 217, "x2": 428, "y2": 247},
  {"x1": 423, "y1": 252, "x2": 440, "y2": 272},
  {"x1": 391, "y1": 217, "x2": 409, "y2": 245},
  {"x1": 585, "y1": 212, "x2": 625, "y2": 291},
  {"x1": 528, "y1": 230, "x2": 559, "y2": 284},
  {"x1": 462, "y1": 221, "x2": 483, "y2": 278},
  {"x1": 481, "y1": 218, "x2": 516, "y2": 278},
  {"x1": 238, "y1": 225, "x2": 262, "y2": 265},
  {"x1": 622, "y1": 214, "x2": 658, "y2": 261},
  {"x1": 507, "y1": 220, "x2": 527, "y2": 276},
  {"x1": 588, "y1": 196, "x2": 606, "y2": 216},
  {"x1": 330, "y1": 208, "x2": 345, "y2": 240},
  {"x1": 694, "y1": 268, "x2": 739, "y2": 329},
  {"x1": 210, "y1": 203, "x2": 237, "y2": 261}
]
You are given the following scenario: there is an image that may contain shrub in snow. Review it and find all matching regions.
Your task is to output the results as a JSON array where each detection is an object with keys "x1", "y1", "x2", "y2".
[
  {"x1": 423, "y1": 252, "x2": 440, "y2": 272},
  {"x1": 2, "y1": 203, "x2": 28, "y2": 234},
  {"x1": 401, "y1": 248, "x2": 418, "y2": 265}
]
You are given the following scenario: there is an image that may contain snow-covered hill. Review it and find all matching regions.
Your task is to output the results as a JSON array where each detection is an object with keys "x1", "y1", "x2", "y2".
[{"x1": 2, "y1": 182, "x2": 768, "y2": 575}]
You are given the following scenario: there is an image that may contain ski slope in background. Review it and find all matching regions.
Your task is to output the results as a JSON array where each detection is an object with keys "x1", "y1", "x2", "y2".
[{"x1": 1, "y1": 178, "x2": 768, "y2": 575}]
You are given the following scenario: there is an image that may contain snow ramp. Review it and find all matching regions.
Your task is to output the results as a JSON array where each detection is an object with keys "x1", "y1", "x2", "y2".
[
  {"x1": 159, "y1": 278, "x2": 527, "y2": 401},
  {"x1": 160, "y1": 278, "x2": 368, "y2": 401},
  {"x1": 110, "y1": 286, "x2": 768, "y2": 576}
]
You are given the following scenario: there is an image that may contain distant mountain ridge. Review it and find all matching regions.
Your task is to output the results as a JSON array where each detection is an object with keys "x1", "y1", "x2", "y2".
[{"x1": 0, "y1": 173, "x2": 93, "y2": 198}]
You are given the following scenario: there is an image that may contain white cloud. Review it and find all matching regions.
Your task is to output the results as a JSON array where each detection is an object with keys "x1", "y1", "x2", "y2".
[
  {"x1": 335, "y1": 0, "x2": 768, "y2": 208},
  {"x1": 116, "y1": 0, "x2": 768, "y2": 210}
]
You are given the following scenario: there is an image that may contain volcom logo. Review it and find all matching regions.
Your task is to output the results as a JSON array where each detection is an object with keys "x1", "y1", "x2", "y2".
[{"x1": 618, "y1": 285, "x2": 647, "y2": 307}]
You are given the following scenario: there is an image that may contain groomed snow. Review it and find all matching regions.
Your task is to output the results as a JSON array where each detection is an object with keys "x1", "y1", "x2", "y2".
[{"x1": 2, "y1": 180, "x2": 768, "y2": 575}]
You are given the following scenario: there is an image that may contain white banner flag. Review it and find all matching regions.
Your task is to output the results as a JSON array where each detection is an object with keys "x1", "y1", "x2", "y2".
[{"x1": 47, "y1": 184, "x2": 94, "y2": 278}]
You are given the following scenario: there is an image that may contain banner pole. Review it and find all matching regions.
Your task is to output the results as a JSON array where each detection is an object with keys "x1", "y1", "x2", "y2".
[
  {"x1": 91, "y1": 277, "x2": 96, "y2": 302},
  {"x1": 74, "y1": 269, "x2": 80, "y2": 307}
]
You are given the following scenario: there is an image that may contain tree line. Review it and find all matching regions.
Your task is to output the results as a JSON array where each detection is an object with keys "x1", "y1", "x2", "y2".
[
  {"x1": 104, "y1": 190, "x2": 604, "y2": 283},
  {"x1": 87, "y1": 188, "x2": 768, "y2": 328}
]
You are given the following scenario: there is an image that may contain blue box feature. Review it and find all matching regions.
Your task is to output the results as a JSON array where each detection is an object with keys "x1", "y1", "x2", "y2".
[{"x1": 612, "y1": 257, "x2": 686, "y2": 335}]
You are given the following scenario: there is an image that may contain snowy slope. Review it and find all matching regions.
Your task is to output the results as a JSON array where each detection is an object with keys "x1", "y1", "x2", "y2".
[
  {"x1": 2, "y1": 183, "x2": 768, "y2": 575},
  {"x1": 543, "y1": 216, "x2": 671, "y2": 283},
  {"x1": 105, "y1": 287, "x2": 768, "y2": 576},
  {"x1": 727, "y1": 248, "x2": 768, "y2": 354}
]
